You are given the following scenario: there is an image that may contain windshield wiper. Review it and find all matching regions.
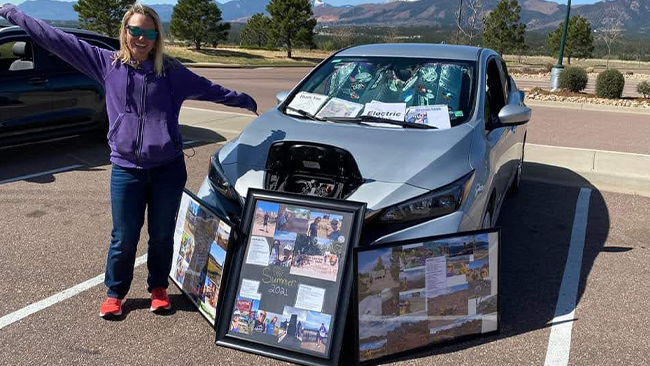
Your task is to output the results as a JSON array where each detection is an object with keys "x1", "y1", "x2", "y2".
[
  {"x1": 324, "y1": 115, "x2": 436, "y2": 129},
  {"x1": 284, "y1": 106, "x2": 323, "y2": 121}
]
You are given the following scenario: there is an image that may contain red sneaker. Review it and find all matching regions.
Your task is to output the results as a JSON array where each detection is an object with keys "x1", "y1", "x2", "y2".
[
  {"x1": 99, "y1": 297, "x2": 124, "y2": 318},
  {"x1": 150, "y1": 287, "x2": 171, "y2": 312}
]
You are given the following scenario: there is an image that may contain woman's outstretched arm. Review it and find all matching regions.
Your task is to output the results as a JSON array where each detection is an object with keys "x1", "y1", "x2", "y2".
[
  {"x1": 167, "y1": 62, "x2": 258, "y2": 114},
  {"x1": 0, "y1": 4, "x2": 112, "y2": 84}
]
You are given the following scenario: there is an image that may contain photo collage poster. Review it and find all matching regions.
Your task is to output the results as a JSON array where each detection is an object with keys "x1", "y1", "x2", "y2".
[
  {"x1": 227, "y1": 199, "x2": 354, "y2": 358},
  {"x1": 356, "y1": 230, "x2": 499, "y2": 363},
  {"x1": 170, "y1": 191, "x2": 232, "y2": 325}
]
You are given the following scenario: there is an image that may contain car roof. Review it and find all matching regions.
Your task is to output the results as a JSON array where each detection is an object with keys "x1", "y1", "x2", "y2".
[{"x1": 336, "y1": 43, "x2": 483, "y2": 61}]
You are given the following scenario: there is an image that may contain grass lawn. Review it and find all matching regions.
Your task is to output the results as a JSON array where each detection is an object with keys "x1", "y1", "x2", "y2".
[{"x1": 165, "y1": 44, "x2": 330, "y2": 66}]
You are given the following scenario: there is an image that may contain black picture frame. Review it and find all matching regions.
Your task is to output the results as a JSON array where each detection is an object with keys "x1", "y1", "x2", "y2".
[
  {"x1": 216, "y1": 189, "x2": 366, "y2": 366},
  {"x1": 169, "y1": 188, "x2": 237, "y2": 328},
  {"x1": 353, "y1": 228, "x2": 501, "y2": 365}
]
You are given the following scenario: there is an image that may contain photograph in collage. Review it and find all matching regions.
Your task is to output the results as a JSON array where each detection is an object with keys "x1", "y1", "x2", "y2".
[
  {"x1": 270, "y1": 231, "x2": 297, "y2": 268},
  {"x1": 174, "y1": 232, "x2": 194, "y2": 284},
  {"x1": 476, "y1": 294, "x2": 497, "y2": 315},
  {"x1": 276, "y1": 205, "x2": 311, "y2": 235},
  {"x1": 200, "y1": 239, "x2": 227, "y2": 317},
  {"x1": 301, "y1": 311, "x2": 332, "y2": 353},
  {"x1": 230, "y1": 295, "x2": 260, "y2": 335},
  {"x1": 278, "y1": 306, "x2": 309, "y2": 348},
  {"x1": 386, "y1": 314, "x2": 429, "y2": 355},
  {"x1": 400, "y1": 245, "x2": 428, "y2": 270},
  {"x1": 290, "y1": 235, "x2": 341, "y2": 282},
  {"x1": 357, "y1": 247, "x2": 400, "y2": 300},
  {"x1": 399, "y1": 290, "x2": 426, "y2": 315},
  {"x1": 399, "y1": 268, "x2": 426, "y2": 292},
  {"x1": 251, "y1": 201, "x2": 279, "y2": 237}
]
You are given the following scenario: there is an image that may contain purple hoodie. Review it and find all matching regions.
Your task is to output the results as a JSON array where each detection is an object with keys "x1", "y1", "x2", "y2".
[{"x1": 0, "y1": 4, "x2": 257, "y2": 169}]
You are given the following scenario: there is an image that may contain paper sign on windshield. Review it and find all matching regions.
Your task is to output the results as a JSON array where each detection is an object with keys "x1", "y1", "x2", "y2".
[
  {"x1": 426, "y1": 105, "x2": 452, "y2": 129},
  {"x1": 361, "y1": 101, "x2": 407, "y2": 122},
  {"x1": 316, "y1": 97, "x2": 363, "y2": 119},
  {"x1": 287, "y1": 92, "x2": 328, "y2": 116},
  {"x1": 405, "y1": 105, "x2": 451, "y2": 129}
]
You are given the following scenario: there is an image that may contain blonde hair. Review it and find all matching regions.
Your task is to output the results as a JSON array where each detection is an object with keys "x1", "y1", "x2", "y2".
[{"x1": 114, "y1": 2, "x2": 166, "y2": 76}]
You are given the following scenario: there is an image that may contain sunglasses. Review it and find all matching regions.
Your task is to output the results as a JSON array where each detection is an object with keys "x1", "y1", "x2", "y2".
[{"x1": 126, "y1": 25, "x2": 158, "y2": 40}]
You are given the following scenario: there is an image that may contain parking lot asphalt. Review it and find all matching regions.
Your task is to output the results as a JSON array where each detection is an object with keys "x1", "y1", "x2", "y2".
[{"x1": 1, "y1": 133, "x2": 649, "y2": 365}]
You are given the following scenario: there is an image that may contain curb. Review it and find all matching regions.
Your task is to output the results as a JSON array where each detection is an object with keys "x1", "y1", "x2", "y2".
[
  {"x1": 525, "y1": 99, "x2": 650, "y2": 115},
  {"x1": 183, "y1": 62, "x2": 317, "y2": 69},
  {"x1": 524, "y1": 144, "x2": 650, "y2": 197}
]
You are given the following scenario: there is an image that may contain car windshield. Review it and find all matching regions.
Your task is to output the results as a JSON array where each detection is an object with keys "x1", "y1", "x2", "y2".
[{"x1": 283, "y1": 56, "x2": 476, "y2": 128}]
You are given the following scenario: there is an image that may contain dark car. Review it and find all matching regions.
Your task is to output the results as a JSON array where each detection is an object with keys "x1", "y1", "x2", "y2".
[{"x1": 0, "y1": 25, "x2": 119, "y2": 147}]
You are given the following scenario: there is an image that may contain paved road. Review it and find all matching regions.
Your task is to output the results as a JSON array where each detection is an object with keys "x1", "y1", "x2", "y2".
[
  {"x1": 186, "y1": 67, "x2": 650, "y2": 155},
  {"x1": 515, "y1": 76, "x2": 646, "y2": 98}
]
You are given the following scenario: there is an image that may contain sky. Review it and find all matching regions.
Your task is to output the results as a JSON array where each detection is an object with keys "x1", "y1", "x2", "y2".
[{"x1": 6, "y1": 0, "x2": 606, "y2": 7}]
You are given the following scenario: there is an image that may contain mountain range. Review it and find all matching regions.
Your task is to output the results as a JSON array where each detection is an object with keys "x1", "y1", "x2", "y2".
[{"x1": 4, "y1": 0, "x2": 650, "y2": 33}]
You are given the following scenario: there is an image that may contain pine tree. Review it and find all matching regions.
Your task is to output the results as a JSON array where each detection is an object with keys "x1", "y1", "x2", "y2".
[
  {"x1": 171, "y1": 0, "x2": 229, "y2": 50},
  {"x1": 482, "y1": 0, "x2": 526, "y2": 56},
  {"x1": 241, "y1": 13, "x2": 273, "y2": 48},
  {"x1": 73, "y1": 0, "x2": 133, "y2": 38},
  {"x1": 266, "y1": 0, "x2": 317, "y2": 58},
  {"x1": 548, "y1": 15, "x2": 594, "y2": 65}
]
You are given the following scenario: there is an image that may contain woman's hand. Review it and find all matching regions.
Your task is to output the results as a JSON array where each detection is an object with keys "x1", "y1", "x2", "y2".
[{"x1": 246, "y1": 94, "x2": 259, "y2": 115}]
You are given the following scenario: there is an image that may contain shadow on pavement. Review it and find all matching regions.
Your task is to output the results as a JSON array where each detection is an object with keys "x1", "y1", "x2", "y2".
[
  {"x1": 343, "y1": 163, "x2": 610, "y2": 364},
  {"x1": 0, "y1": 126, "x2": 226, "y2": 184}
]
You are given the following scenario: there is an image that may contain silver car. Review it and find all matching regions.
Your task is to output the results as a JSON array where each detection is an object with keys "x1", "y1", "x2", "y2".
[{"x1": 197, "y1": 43, "x2": 530, "y2": 244}]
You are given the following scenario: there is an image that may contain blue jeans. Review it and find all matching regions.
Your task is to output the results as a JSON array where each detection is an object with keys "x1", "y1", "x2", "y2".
[{"x1": 105, "y1": 157, "x2": 187, "y2": 299}]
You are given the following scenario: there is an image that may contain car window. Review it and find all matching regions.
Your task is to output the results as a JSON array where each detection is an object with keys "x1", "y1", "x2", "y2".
[
  {"x1": 499, "y1": 60, "x2": 510, "y2": 103},
  {"x1": 0, "y1": 39, "x2": 35, "y2": 73},
  {"x1": 285, "y1": 56, "x2": 477, "y2": 127},
  {"x1": 485, "y1": 58, "x2": 506, "y2": 125}
]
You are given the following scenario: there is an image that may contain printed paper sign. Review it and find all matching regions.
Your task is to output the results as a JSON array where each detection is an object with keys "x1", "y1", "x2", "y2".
[
  {"x1": 295, "y1": 284, "x2": 326, "y2": 312},
  {"x1": 287, "y1": 92, "x2": 328, "y2": 116},
  {"x1": 240, "y1": 279, "x2": 262, "y2": 300},
  {"x1": 362, "y1": 101, "x2": 406, "y2": 122},
  {"x1": 426, "y1": 105, "x2": 452, "y2": 129},
  {"x1": 425, "y1": 256, "x2": 447, "y2": 298},
  {"x1": 246, "y1": 236, "x2": 270, "y2": 266},
  {"x1": 316, "y1": 97, "x2": 363, "y2": 119}
]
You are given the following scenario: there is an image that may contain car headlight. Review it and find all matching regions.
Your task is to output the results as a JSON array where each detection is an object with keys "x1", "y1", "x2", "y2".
[
  {"x1": 378, "y1": 171, "x2": 475, "y2": 223},
  {"x1": 208, "y1": 154, "x2": 241, "y2": 203}
]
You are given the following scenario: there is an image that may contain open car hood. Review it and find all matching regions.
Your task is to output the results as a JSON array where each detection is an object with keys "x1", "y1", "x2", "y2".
[{"x1": 218, "y1": 109, "x2": 475, "y2": 191}]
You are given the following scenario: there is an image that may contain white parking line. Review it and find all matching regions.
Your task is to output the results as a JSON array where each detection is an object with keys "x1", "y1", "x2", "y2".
[
  {"x1": 0, "y1": 165, "x2": 83, "y2": 185},
  {"x1": 544, "y1": 188, "x2": 592, "y2": 366},
  {"x1": 0, "y1": 255, "x2": 147, "y2": 330}
]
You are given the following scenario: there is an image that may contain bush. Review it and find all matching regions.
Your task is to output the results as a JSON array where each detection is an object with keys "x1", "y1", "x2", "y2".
[
  {"x1": 638, "y1": 81, "x2": 650, "y2": 98},
  {"x1": 558, "y1": 66, "x2": 588, "y2": 92},
  {"x1": 585, "y1": 66, "x2": 595, "y2": 73},
  {"x1": 595, "y1": 69, "x2": 625, "y2": 99}
]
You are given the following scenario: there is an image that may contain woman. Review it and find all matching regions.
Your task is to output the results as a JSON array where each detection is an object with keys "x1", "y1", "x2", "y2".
[{"x1": 0, "y1": 3, "x2": 257, "y2": 319}]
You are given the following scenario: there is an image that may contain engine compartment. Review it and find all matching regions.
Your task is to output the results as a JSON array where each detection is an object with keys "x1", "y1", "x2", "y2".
[{"x1": 264, "y1": 142, "x2": 364, "y2": 199}]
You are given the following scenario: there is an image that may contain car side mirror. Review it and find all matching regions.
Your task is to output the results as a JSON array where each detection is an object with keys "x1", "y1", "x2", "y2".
[
  {"x1": 497, "y1": 105, "x2": 531, "y2": 126},
  {"x1": 276, "y1": 91, "x2": 289, "y2": 105}
]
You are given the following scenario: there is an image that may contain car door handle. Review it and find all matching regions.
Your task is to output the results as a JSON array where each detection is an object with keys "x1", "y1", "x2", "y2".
[{"x1": 28, "y1": 77, "x2": 48, "y2": 85}]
